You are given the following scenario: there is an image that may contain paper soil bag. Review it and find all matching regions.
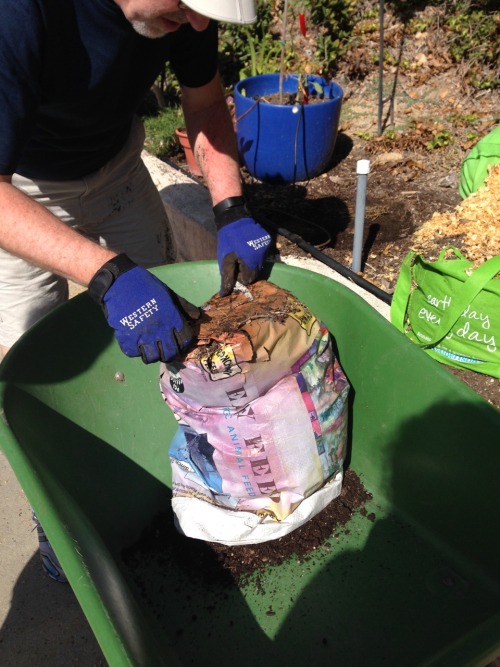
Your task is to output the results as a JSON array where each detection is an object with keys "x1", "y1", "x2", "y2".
[{"x1": 160, "y1": 281, "x2": 350, "y2": 545}]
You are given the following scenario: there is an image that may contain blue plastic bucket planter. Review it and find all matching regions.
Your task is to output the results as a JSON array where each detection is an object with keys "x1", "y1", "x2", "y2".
[{"x1": 234, "y1": 73, "x2": 343, "y2": 185}]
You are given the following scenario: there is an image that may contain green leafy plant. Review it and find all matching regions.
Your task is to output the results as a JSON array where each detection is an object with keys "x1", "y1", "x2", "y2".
[
  {"x1": 218, "y1": 0, "x2": 356, "y2": 88},
  {"x1": 386, "y1": 0, "x2": 498, "y2": 89},
  {"x1": 218, "y1": 0, "x2": 276, "y2": 86},
  {"x1": 448, "y1": 112, "x2": 481, "y2": 127},
  {"x1": 466, "y1": 131, "x2": 479, "y2": 142},
  {"x1": 141, "y1": 106, "x2": 184, "y2": 160},
  {"x1": 426, "y1": 130, "x2": 453, "y2": 151},
  {"x1": 354, "y1": 130, "x2": 372, "y2": 140},
  {"x1": 303, "y1": 0, "x2": 356, "y2": 71},
  {"x1": 239, "y1": 29, "x2": 283, "y2": 78},
  {"x1": 446, "y1": 7, "x2": 499, "y2": 66},
  {"x1": 276, "y1": 0, "x2": 352, "y2": 102}
]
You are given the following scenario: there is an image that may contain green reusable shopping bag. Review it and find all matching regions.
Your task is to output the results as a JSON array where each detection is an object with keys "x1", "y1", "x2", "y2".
[
  {"x1": 459, "y1": 125, "x2": 500, "y2": 199},
  {"x1": 391, "y1": 247, "x2": 500, "y2": 378}
]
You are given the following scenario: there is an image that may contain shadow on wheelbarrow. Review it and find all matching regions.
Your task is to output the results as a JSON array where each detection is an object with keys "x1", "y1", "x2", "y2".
[{"x1": 1, "y1": 261, "x2": 499, "y2": 667}]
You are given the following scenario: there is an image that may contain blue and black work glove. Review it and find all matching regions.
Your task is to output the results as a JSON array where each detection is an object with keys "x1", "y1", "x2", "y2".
[
  {"x1": 88, "y1": 254, "x2": 199, "y2": 364},
  {"x1": 213, "y1": 196, "x2": 272, "y2": 297}
]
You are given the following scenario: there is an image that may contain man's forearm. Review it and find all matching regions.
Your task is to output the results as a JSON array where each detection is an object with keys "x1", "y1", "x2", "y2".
[
  {"x1": 181, "y1": 74, "x2": 243, "y2": 206},
  {"x1": 0, "y1": 179, "x2": 116, "y2": 285}
]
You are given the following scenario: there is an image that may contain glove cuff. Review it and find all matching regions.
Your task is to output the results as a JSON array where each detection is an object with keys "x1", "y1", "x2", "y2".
[
  {"x1": 88, "y1": 253, "x2": 137, "y2": 304},
  {"x1": 213, "y1": 196, "x2": 251, "y2": 230}
]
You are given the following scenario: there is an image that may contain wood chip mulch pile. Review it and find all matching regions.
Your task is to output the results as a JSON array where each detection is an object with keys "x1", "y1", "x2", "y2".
[{"x1": 410, "y1": 163, "x2": 500, "y2": 266}]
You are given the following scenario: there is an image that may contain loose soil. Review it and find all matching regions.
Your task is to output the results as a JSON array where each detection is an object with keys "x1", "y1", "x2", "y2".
[
  {"x1": 188, "y1": 280, "x2": 297, "y2": 353},
  {"x1": 259, "y1": 90, "x2": 328, "y2": 106},
  {"x1": 169, "y1": 6, "x2": 500, "y2": 410},
  {"x1": 122, "y1": 468, "x2": 372, "y2": 588}
]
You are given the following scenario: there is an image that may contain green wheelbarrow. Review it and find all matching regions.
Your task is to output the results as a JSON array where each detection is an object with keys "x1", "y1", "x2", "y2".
[{"x1": 0, "y1": 261, "x2": 499, "y2": 667}]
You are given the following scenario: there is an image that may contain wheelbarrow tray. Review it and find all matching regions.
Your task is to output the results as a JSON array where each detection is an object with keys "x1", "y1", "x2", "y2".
[{"x1": 0, "y1": 261, "x2": 499, "y2": 667}]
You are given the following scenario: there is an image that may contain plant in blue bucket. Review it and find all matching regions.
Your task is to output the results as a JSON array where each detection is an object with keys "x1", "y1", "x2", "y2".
[{"x1": 233, "y1": 4, "x2": 344, "y2": 185}]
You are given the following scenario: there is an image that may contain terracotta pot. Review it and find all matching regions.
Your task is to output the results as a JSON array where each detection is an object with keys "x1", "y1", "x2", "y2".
[{"x1": 175, "y1": 128, "x2": 202, "y2": 177}]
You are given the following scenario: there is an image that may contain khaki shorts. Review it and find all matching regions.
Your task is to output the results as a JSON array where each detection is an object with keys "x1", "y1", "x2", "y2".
[{"x1": 0, "y1": 118, "x2": 172, "y2": 349}]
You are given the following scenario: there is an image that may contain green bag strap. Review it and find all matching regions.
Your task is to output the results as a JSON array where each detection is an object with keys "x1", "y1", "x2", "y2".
[
  {"x1": 390, "y1": 250, "x2": 416, "y2": 331},
  {"x1": 436, "y1": 246, "x2": 468, "y2": 262},
  {"x1": 391, "y1": 250, "x2": 500, "y2": 348}
]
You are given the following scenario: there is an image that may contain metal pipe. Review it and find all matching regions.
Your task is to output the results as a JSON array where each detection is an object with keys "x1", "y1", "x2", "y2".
[
  {"x1": 351, "y1": 159, "x2": 370, "y2": 273},
  {"x1": 377, "y1": 0, "x2": 385, "y2": 135}
]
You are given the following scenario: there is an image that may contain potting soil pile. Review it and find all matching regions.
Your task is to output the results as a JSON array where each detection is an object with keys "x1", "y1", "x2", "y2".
[{"x1": 160, "y1": 280, "x2": 350, "y2": 545}]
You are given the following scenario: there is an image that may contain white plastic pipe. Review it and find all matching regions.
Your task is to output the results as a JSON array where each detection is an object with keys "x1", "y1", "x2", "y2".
[{"x1": 351, "y1": 159, "x2": 370, "y2": 273}]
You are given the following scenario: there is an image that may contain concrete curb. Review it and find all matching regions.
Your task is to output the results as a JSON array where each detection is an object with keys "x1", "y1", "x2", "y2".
[{"x1": 144, "y1": 153, "x2": 217, "y2": 263}]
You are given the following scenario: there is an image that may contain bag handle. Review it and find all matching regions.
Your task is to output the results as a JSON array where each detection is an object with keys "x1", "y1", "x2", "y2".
[
  {"x1": 390, "y1": 250, "x2": 416, "y2": 332},
  {"x1": 391, "y1": 250, "x2": 500, "y2": 348},
  {"x1": 437, "y1": 246, "x2": 469, "y2": 262}
]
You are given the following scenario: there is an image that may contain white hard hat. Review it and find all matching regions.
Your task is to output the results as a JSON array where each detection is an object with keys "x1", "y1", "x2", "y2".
[{"x1": 180, "y1": 0, "x2": 257, "y2": 24}]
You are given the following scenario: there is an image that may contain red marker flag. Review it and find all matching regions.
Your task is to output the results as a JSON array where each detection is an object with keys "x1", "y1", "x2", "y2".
[{"x1": 299, "y1": 12, "x2": 306, "y2": 37}]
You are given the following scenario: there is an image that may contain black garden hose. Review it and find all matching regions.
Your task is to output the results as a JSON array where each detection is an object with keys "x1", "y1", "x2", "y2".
[{"x1": 258, "y1": 212, "x2": 393, "y2": 306}]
